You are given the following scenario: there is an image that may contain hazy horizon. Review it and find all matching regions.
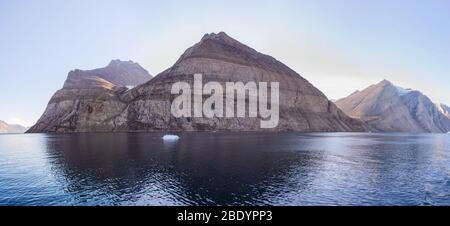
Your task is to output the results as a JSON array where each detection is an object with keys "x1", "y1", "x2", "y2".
[{"x1": 1, "y1": 0, "x2": 449, "y2": 127}]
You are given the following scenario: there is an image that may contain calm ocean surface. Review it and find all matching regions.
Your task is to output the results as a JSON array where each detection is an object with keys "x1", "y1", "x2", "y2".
[{"x1": 0, "y1": 132, "x2": 449, "y2": 206}]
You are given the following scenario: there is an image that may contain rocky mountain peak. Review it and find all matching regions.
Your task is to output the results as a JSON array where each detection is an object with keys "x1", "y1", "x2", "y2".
[
  {"x1": 336, "y1": 80, "x2": 450, "y2": 133},
  {"x1": 64, "y1": 60, "x2": 152, "y2": 89},
  {"x1": 107, "y1": 59, "x2": 144, "y2": 70},
  {"x1": 374, "y1": 80, "x2": 417, "y2": 97},
  {"x1": 182, "y1": 32, "x2": 258, "y2": 59},
  {"x1": 378, "y1": 79, "x2": 394, "y2": 87},
  {"x1": 175, "y1": 32, "x2": 301, "y2": 80},
  {"x1": 27, "y1": 60, "x2": 152, "y2": 133},
  {"x1": 199, "y1": 32, "x2": 246, "y2": 49},
  {"x1": 201, "y1": 31, "x2": 232, "y2": 41}
]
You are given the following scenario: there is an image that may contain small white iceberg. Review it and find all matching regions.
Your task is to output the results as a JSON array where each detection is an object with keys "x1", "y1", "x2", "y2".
[{"x1": 162, "y1": 134, "x2": 180, "y2": 141}]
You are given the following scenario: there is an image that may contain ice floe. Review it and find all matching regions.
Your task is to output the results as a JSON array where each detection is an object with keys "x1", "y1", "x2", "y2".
[{"x1": 162, "y1": 134, "x2": 180, "y2": 141}]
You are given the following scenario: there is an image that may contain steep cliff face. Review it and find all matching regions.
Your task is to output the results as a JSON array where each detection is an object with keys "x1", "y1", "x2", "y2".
[
  {"x1": 0, "y1": 120, "x2": 27, "y2": 133},
  {"x1": 29, "y1": 32, "x2": 368, "y2": 133},
  {"x1": 27, "y1": 60, "x2": 152, "y2": 133},
  {"x1": 336, "y1": 80, "x2": 450, "y2": 133}
]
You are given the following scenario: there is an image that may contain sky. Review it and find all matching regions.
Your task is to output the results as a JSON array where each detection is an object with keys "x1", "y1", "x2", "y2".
[{"x1": 0, "y1": 0, "x2": 449, "y2": 126}]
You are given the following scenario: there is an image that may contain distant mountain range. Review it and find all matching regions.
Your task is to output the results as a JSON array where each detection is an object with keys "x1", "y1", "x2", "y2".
[
  {"x1": 336, "y1": 80, "x2": 450, "y2": 133},
  {"x1": 0, "y1": 120, "x2": 27, "y2": 133},
  {"x1": 27, "y1": 32, "x2": 367, "y2": 133}
]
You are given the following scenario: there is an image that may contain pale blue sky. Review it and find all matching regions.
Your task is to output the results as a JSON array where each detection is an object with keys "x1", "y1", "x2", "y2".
[{"x1": 1, "y1": 0, "x2": 449, "y2": 126}]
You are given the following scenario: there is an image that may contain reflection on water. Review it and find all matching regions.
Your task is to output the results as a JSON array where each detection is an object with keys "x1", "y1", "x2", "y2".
[{"x1": 0, "y1": 133, "x2": 449, "y2": 206}]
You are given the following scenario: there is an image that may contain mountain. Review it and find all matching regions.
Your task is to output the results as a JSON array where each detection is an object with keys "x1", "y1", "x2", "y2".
[
  {"x1": 0, "y1": 120, "x2": 27, "y2": 133},
  {"x1": 436, "y1": 103, "x2": 450, "y2": 120},
  {"x1": 336, "y1": 80, "x2": 450, "y2": 133},
  {"x1": 28, "y1": 32, "x2": 368, "y2": 133},
  {"x1": 27, "y1": 60, "x2": 152, "y2": 133},
  {"x1": 64, "y1": 60, "x2": 151, "y2": 88}
]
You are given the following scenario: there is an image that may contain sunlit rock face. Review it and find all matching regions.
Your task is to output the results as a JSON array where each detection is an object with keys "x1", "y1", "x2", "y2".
[
  {"x1": 29, "y1": 32, "x2": 368, "y2": 133},
  {"x1": 336, "y1": 80, "x2": 450, "y2": 133}
]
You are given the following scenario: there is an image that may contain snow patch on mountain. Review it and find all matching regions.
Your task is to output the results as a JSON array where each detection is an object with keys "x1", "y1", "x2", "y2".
[
  {"x1": 436, "y1": 103, "x2": 450, "y2": 118},
  {"x1": 395, "y1": 86, "x2": 413, "y2": 96}
]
